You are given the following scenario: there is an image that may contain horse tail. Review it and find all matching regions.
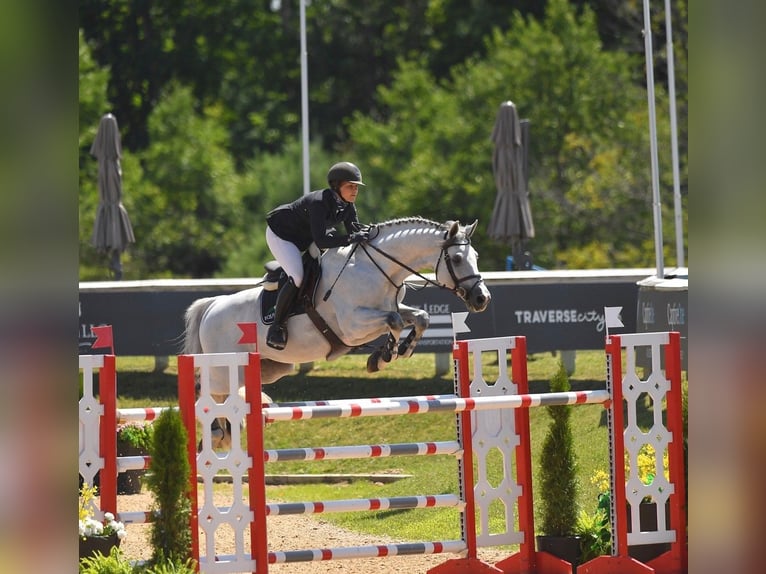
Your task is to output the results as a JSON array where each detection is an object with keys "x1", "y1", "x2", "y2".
[{"x1": 183, "y1": 297, "x2": 216, "y2": 354}]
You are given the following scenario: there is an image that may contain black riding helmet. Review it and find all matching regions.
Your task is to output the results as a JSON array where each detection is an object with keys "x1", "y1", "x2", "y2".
[{"x1": 327, "y1": 161, "x2": 366, "y2": 190}]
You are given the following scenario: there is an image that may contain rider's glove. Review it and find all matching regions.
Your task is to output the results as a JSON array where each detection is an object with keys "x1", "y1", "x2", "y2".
[{"x1": 348, "y1": 230, "x2": 369, "y2": 244}]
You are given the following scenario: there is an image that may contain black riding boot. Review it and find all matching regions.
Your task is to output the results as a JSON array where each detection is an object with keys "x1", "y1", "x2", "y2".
[{"x1": 266, "y1": 278, "x2": 299, "y2": 350}]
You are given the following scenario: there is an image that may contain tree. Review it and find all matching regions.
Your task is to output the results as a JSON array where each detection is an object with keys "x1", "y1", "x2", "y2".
[
  {"x1": 349, "y1": 0, "x2": 669, "y2": 270},
  {"x1": 146, "y1": 408, "x2": 192, "y2": 565},
  {"x1": 538, "y1": 361, "x2": 579, "y2": 536},
  {"x1": 219, "y1": 136, "x2": 337, "y2": 278},
  {"x1": 131, "y1": 83, "x2": 244, "y2": 277}
]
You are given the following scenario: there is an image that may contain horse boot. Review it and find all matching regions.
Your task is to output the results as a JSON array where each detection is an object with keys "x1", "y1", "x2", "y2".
[{"x1": 266, "y1": 277, "x2": 299, "y2": 350}]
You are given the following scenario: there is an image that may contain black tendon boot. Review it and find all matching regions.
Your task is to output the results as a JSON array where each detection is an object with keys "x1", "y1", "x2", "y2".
[{"x1": 266, "y1": 278, "x2": 299, "y2": 350}]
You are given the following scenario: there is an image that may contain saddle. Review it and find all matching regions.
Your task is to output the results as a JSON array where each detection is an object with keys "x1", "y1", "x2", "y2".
[
  {"x1": 259, "y1": 248, "x2": 351, "y2": 358},
  {"x1": 260, "y1": 251, "x2": 320, "y2": 325}
]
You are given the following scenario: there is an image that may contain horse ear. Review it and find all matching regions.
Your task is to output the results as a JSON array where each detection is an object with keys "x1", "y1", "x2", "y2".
[
  {"x1": 447, "y1": 220, "x2": 459, "y2": 238},
  {"x1": 465, "y1": 219, "x2": 478, "y2": 238}
]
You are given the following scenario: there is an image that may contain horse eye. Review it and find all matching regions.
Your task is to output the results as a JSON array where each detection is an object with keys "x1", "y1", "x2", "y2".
[{"x1": 452, "y1": 253, "x2": 463, "y2": 264}]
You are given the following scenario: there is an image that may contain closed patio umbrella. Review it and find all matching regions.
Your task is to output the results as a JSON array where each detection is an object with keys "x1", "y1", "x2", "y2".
[
  {"x1": 90, "y1": 113, "x2": 135, "y2": 279},
  {"x1": 487, "y1": 101, "x2": 534, "y2": 269}
]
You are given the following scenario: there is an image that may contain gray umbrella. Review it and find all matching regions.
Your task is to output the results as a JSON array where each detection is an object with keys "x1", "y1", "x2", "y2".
[
  {"x1": 90, "y1": 113, "x2": 135, "y2": 279},
  {"x1": 487, "y1": 101, "x2": 535, "y2": 269}
]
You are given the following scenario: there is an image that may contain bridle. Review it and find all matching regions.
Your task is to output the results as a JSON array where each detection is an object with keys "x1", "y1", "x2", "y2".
[
  {"x1": 350, "y1": 226, "x2": 485, "y2": 304},
  {"x1": 434, "y1": 238, "x2": 485, "y2": 302}
]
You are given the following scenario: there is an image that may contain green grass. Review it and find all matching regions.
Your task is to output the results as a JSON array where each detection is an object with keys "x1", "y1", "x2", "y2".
[{"x1": 111, "y1": 351, "x2": 617, "y2": 545}]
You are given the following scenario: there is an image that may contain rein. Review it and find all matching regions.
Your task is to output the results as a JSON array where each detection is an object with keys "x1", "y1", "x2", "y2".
[{"x1": 358, "y1": 233, "x2": 484, "y2": 301}]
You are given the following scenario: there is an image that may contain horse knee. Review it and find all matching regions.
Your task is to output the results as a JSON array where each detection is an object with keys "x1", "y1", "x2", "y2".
[{"x1": 385, "y1": 312, "x2": 405, "y2": 331}]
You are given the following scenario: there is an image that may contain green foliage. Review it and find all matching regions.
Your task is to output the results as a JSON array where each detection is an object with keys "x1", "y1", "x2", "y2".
[
  {"x1": 78, "y1": 546, "x2": 197, "y2": 573},
  {"x1": 145, "y1": 409, "x2": 192, "y2": 565},
  {"x1": 78, "y1": 29, "x2": 111, "y2": 155},
  {"x1": 538, "y1": 360, "x2": 579, "y2": 536},
  {"x1": 138, "y1": 557, "x2": 198, "y2": 574},
  {"x1": 79, "y1": 546, "x2": 133, "y2": 574},
  {"x1": 79, "y1": 1, "x2": 687, "y2": 279},
  {"x1": 116, "y1": 421, "x2": 154, "y2": 450},
  {"x1": 219, "y1": 137, "x2": 337, "y2": 278},
  {"x1": 576, "y1": 507, "x2": 611, "y2": 561},
  {"x1": 349, "y1": 0, "x2": 669, "y2": 271},
  {"x1": 131, "y1": 83, "x2": 245, "y2": 277}
]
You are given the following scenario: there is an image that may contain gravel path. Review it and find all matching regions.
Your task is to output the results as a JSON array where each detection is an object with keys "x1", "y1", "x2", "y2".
[{"x1": 117, "y1": 489, "x2": 511, "y2": 573}]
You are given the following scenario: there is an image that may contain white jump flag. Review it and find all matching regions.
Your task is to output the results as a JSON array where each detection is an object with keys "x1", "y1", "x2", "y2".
[
  {"x1": 604, "y1": 306, "x2": 624, "y2": 338},
  {"x1": 451, "y1": 312, "x2": 470, "y2": 343}
]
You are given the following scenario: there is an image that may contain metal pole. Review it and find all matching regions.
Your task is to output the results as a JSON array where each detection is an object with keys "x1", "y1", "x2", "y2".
[
  {"x1": 300, "y1": 0, "x2": 310, "y2": 195},
  {"x1": 665, "y1": 0, "x2": 685, "y2": 267},
  {"x1": 643, "y1": 0, "x2": 664, "y2": 278}
]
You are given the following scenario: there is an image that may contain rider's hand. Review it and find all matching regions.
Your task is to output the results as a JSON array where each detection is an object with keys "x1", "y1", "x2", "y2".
[{"x1": 348, "y1": 230, "x2": 369, "y2": 244}]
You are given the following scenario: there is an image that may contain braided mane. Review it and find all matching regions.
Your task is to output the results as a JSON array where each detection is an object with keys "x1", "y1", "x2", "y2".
[{"x1": 372, "y1": 216, "x2": 444, "y2": 231}]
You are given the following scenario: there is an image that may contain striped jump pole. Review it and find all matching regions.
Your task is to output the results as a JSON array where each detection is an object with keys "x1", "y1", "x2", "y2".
[
  {"x1": 118, "y1": 406, "x2": 176, "y2": 424},
  {"x1": 265, "y1": 440, "x2": 461, "y2": 462},
  {"x1": 273, "y1": 394, "x2": 455, "y2": 407},
  {"x1": 263, "y1": 391, "x2": 609, "y2": 422},
  {"x1": 248, "y1": 336, "x2": 545, "y2": 574}
]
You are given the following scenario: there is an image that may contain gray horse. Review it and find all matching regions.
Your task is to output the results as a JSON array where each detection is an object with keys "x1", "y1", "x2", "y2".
[{"x1": 183, "y1": 217, "x2": 491, "y2": 446}]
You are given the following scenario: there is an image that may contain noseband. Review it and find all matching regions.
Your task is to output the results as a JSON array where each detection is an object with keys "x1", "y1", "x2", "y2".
[{"x1": 435, "y1": 239, "x2": 485, "y2": 303}]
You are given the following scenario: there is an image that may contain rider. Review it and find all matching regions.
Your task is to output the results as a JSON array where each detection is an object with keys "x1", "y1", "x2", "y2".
[{"x1": 264, "y1": 161, "x2": 370, "y2": 350}]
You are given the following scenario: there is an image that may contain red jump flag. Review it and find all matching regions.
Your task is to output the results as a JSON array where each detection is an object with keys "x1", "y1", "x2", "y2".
[
  {"x1": 238, "y1": 322, "x2": 258, "y2": 348},
  {"x1": 91, "y1": 324, "x2": 114, "y2": 355}
]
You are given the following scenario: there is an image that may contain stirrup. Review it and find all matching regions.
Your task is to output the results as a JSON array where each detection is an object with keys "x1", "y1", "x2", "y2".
[{"x1": 267, "y1": 325, "x2": 288, "y2": 350}]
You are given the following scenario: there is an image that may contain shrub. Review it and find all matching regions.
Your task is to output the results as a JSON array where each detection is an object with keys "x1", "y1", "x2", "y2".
[
  {"x1": 117, "y1": 421, "x2": 154, "y2": 450},
  {"x1": 78, "y1": 546, "x2": 133, "y2": 574},
  {"x1": 145, "y1": 409, "x2": 192, "y2": 565},
  {"x1": 537, "y1": 361, "x2": 579, "y2": 536}
]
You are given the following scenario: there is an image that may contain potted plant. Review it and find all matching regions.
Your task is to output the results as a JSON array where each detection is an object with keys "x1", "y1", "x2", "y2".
[
  {"x1": 78, "y1": 482, "x2": 127, "y2": 561},
  {"x1": 536, "y1": 361, "x2": 581, "y2": 570},
  {"x1": 116, "y1": 420, "x2": 154, "y2": 494}
]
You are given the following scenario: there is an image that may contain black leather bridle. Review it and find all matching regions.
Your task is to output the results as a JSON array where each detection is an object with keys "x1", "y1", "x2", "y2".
[{"x1": 352, "y1": 228, "x2": 485, "y2": 304}]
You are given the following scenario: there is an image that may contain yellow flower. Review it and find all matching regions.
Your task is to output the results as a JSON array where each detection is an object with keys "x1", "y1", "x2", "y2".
[
  {"x1": 79, "y1": 482, "x2": 98, "y2": 522},
  {"x1": 590, "y1": 469, "x2": 610, "y2": 495},
  {"x1": 628, "y1": 444, "x2": 669, "y2": 485}
]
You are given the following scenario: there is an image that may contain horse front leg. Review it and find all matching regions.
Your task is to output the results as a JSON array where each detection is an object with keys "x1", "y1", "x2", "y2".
[
  {"x1": 365, "y1": 311, "x2": 404, "y2": 373},
  {"x1": 396, "y1": 305, "x2": 430, "y2": 358}
]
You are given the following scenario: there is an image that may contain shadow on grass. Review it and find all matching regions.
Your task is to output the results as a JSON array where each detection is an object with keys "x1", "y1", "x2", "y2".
[
  {"x1": 106, "y1": 370, "x2": 179, "y2": 401},
  {"x1": 264, "y1": 375, "x2": 456, "y2": 403}
]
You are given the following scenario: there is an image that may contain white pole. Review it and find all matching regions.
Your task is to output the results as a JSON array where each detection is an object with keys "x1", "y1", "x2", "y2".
[
  {"x1": 643, "y1": 0, "x2": 664, "y2": 278},
  {"x1": 665, "y1": 0, "x2": 684, "y2": 267},
  {"x1": 300, "y1": 0, "x2": 310, "y2": 195}
]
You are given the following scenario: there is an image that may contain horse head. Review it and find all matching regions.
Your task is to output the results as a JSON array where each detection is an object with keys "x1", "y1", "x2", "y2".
[{"x1": 438, "y1": 220, "x2": 491, "y2": 313}]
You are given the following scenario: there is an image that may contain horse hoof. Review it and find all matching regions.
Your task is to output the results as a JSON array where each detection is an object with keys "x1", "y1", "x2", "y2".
[{"x1": 366, "y1": 353, "x2": 380, "y2": 373}]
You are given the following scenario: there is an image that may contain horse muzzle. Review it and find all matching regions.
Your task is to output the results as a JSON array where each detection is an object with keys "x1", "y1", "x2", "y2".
[{"x1": 461, "y1": 280, "x2": 491, "y2": 313}]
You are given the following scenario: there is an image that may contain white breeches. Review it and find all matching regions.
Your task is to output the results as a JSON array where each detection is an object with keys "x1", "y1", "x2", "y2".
[{"x1": 266, "y1": 226, "x2": 304, "y2": 287}]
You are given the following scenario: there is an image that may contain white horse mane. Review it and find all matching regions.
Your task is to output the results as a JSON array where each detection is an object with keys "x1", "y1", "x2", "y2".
[
  {"x1": 370, "y1": 216, "x2": 465, "y2": 246},
  {"x1": 372, "y1": 216, "x2": 442, "y2": 229}
]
